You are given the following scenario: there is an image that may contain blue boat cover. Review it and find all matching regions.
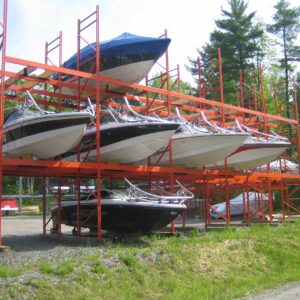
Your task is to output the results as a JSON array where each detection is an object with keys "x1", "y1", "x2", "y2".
[{"x1": 61, "y1": 32, "x2": 171, "y2": 70}]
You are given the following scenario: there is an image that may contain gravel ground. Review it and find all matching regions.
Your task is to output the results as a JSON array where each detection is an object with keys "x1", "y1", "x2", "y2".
[
  {"x1": 0, "y1": 216, "x2": 123, "y2": 266},
  {"x1": 1, "y1": 216, "x2": 300, "y2": 300},
  {"x1": 241, "y1": 282, "x2": 300, "y2": 300}
]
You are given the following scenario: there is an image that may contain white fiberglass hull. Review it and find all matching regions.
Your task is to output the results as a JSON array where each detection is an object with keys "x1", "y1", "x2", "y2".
[
  {"x1": 144, "y1": 133, "x2": 248, "y2": 168},
  {"x1": 4, "y1": 124, "x2": 87, "y2": 159},
  {"x1": 62, "y1": 60, "x2": 155, "y2": 98},
  {"x1": 84, "y1": 129, "x2": 176, "y2": 163},
  {"x1": 63, "y1": 122, "x2": 179, "y2": 164},
  {"x1": 3, "y1": 113, "x2": 91, "y2": 159},
  {"x1": 208, "y1": 141, "x2": 290, "y2": 171},
  {"x1": 210, "y1": 192, "x2": 270, "y2": 218}
]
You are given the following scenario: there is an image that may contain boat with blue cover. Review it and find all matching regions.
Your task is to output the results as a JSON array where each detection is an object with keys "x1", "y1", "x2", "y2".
[{"x1": 53, "y1": 32, "x2": 171, "y2": 99}]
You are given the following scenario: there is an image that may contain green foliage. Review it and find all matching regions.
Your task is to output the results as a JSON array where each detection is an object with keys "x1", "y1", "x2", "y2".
[
  {"x1": 0, "y1": 266, "x2": 21, "y2": 278},
  {"x1": 39, "y1": 260, "x2": 76, "y2": 276},
  {"x1": 267, "y1": 0, "x2": 300, "y2": 117},
  {"x1": 187, "y1": 0, "x2": 265, "y2": 104},
  {"x1": 1, "y1": 222, "x2": 300, "y2": 299},
  {"x1": 148, "y1": 72, "x2": 197, "y2": 98}
]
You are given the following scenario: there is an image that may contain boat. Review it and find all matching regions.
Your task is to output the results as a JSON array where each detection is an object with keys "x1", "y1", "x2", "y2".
[
  {"x1": 53, "y1": 32, "x2": 171, "y2": 99},
  {"x1": 51, "y1": 178, "x2": 193, "y2": 234},
  {"x1": 210, "y1": 192, "x2": 271, "y2": 219},
  {"x1": 257, "y1": 159, "x2": 299, "y2": 174},
  {"x1": 61, "y1": 100, "x2": 180, "y2": 163},
  {"x1": 207, "y1": 121, "x2": 291, "y2": 171},
  {"x1": 3, "y1": 91, "x2": 93, "y2": 159},
  {"x1": 135, "y1": 109, "x2": 249, "y2": 168}
]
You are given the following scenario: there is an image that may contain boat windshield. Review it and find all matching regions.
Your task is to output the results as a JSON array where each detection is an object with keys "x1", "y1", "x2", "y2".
[
  {"x1": 87, "y1": 189, "x2": 126, "y2": 200},
  {"x1": 176, "y1": 124, "x2": 209, "y2": 135},
  {"x1": 100, "y1": 112, "x2": 116, "y2": 124},
  {"x1": 4, "y1": 107, "x2": 40, "y2": 125},
  {"x1": 101, "y1": 189, "x2": 124, "y2": 199}
]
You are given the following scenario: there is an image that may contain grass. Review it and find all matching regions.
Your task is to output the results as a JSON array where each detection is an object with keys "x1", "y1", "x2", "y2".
[{"x1": 1, "y1": 221, "x2": 300, "y2": 300}]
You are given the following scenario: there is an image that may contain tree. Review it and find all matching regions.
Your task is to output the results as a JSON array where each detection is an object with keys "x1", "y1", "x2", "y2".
[
  {"x1": 267, "y1": 0, "x2": 300, "y2": 118},
  {"x1": 187, "y1": 0, "x2": 264, "y2": 105}
]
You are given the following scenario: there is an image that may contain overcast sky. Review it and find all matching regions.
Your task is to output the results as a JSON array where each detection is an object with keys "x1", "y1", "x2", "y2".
[{"x1": 2, "y1": 0, "x2": 300, "y2": 85}]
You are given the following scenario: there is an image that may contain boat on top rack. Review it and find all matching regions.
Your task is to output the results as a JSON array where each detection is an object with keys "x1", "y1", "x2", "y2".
[
  {"x1": 61, "y1": 99, "x2": 180, "y2": 164},
  {"x1": 53, "y1": 32, "x2": 171, "y2": 99},
  {"x1": 207, "y1": 121, "x2": 291, "y2": 171},
  {"x1": 3, "y1": 91, "x2": 93, "y2": 159},
  {"x1": 51, "y1": 178, "x2": 193, "y2": 234},
  {"x1": 132, "y1": 104, "x2": 249, "y2": 168}
]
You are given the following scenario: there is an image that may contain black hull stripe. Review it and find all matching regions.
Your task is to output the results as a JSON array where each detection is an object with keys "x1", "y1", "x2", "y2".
[
  {"x1": 62, "y1": 123, "x2": 179, "y2": 158},
  {"x1": 4, "y1": 116, "x2": 90, "y2": 145}
]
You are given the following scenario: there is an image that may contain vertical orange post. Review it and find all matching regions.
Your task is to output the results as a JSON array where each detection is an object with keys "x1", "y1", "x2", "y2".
[
  {"x1": 45, "y1": 31, "x2": 63, "y2": 111},
  {"x1": 268, "y1": 177, "x2": 273, "y2": 224},
  {"x1": 224, "y1": 159, "x2": 231, "y2": 224},
  {"x1": 57, "y1": 177, "x2": 62, "y2": 236},
  {"x1": 177, "y1": 64, "x2": 181, "y2": 94},
  {"x1": 281, "y1": 182, "x2": 285, "y2": 220},
  {"x1": 293, "y1": 77, "x2": 300, "y2": 173},
  {"x1": 165, "y1": 29, "x2": 171, "y2": 116},
  {"x1": 197, "y1": 57, "x2": 202, "y2": 101},
  {"x1": 242, "y1": 186, "x2": 246, "y2": 220},
  {"x1": 239, "y1": 71, "x2": 245, "y2": 122},
  {"x1": 203, "y1": 177, "x2": 208, "y2": 229},
  {"x1": 95, "y1": 5, "x2": 102, "y2": 241},
  {"x1": 42, "y1": 177, "x2": 47, "y2": 235},
  {"x1": 0, "y1": 0, "x2": 8, "y2": 247},
  {"x1": 76, "y1": 175, "x2": 81, "y2": 237},
  {"x1": 218, "y1": 48, "x2": 225, "y2": 124}
]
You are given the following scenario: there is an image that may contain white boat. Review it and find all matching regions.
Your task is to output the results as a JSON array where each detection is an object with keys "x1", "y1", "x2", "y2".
[
  {"x1": 208, "y1": 122, "x2": 291, "y2": 171},
  {"x1": 3, "y1": 91, "x2": 93, "y2": 159},
  {"x1": 257, "y1": 159, "x2": 299, "y2": 174},
  {"x1": 53, "y1": 32, "x2": 171, "y2": 99},
  {"x1": 136, "y1": 109, "x2": 249, "y2": 168},
  {"x1": 61, "y1": 100, "x2": 180, "y2": 163},
  {"x1": 210, "y1": 192, "x2": 271, "y2": 219}
]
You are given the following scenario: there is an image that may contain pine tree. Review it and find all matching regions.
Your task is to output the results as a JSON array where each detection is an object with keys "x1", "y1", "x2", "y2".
[
  {"x1": 267, "y1": 0, "x2": 300, "y2": 117},
  {"x1": 187, "y1": 0, "x2": 264, "y2": 104}
]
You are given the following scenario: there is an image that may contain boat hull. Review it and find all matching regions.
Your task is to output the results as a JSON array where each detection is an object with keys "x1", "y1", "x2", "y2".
[
  {"x1": 145, "y1": 133, "x2": 248, "y2": 168},
  {"x1": 55, "y1": 33, "x2": 171, "y2": 100},
  {"x1": 209, "y1": 142, "x2": 290, "y2": 171},
  {"x1": 210, "y1": 192, "x2": 270, "y2": 219},
  {"x1": 3, "y1": 113, "x2": 91, "y2": 159},
  {"x1": 52, "y1": 199, "x2": 186, "y2": 234},
  {"x1": 63, "y1": 122, "x2": 179, "y2": 163},
  {"x1": 61, "y1": 60, "x2": 156, "y2": 99}
]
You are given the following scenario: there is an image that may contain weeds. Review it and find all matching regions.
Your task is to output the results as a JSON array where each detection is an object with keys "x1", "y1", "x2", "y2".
[{"x1": 0, "y1": 221, "x2": 299, "y2": 299}]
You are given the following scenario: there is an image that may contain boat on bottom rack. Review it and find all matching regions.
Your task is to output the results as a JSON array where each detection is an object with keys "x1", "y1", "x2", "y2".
[
  {"x1": 3, "y1": 91, "x2": 93, "y2": 159},
  {"x1": 51, "y1": 178, "x2": 193, "y2": 234},
  {"x1": 210, "y1": 192, "x2": 271, "y2": 219}
]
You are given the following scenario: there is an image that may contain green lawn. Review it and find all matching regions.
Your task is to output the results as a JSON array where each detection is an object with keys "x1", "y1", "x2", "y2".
[{"x1": 1, "y1": 221, "x2": 300, "y2": 300}]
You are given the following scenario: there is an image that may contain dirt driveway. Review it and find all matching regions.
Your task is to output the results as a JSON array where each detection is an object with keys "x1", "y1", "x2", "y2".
[{"x1": 241, "y1": 282, "x2": 300, "y2": 300}]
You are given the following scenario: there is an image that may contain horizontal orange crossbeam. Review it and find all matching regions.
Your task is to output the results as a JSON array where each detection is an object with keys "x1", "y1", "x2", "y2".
[
  {"x1": 2, "y1": 158, "x2": 300, "y2": 184},
  {"x1": 4, "y1": 56, "x2": 298, "y2": 126}
]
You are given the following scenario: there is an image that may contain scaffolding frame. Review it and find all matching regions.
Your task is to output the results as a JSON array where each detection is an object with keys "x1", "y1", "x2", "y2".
[{"x1": 0, "y1": 2, "x2": 300, "y2": 246}]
